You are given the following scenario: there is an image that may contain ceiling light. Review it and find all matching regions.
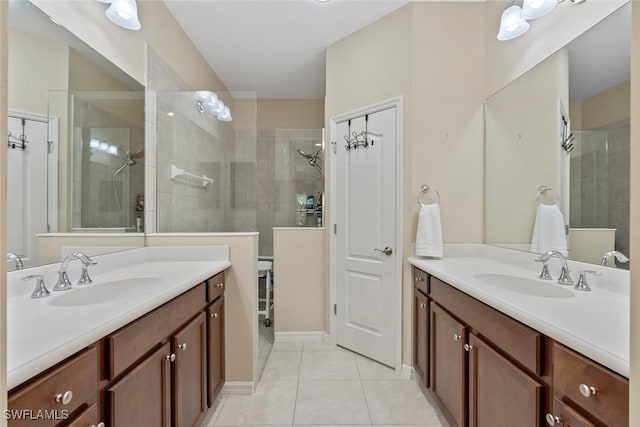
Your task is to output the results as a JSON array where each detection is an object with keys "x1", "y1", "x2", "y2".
[
  {"x1": 522, "y1": 0, "x2": 557, "y2": 19},
  {"x1": 98, "y1": 0, "x2": 141, "y2": 31},
  {"x1": 497, "y1": 2, "x2": 530, "y2": 41}
]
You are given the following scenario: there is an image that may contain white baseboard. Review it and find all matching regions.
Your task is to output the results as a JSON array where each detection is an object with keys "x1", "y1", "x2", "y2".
[
  {"x1": 274, "y1": 331, "x2": 329, "y2": 342},
  {"x1": 221, "y1": 381, "x2": 254, "y2": 395},
  {"x1": 401, "y1": 364, "x2": 416, "y2": 380}
]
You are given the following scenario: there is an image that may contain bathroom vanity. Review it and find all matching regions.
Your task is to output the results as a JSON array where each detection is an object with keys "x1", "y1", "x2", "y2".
[
  {"x1": 6, "y1": 247, "x2": 230, "y2": 427},
  {"x1": 410, "y1": 252, "x2": 629, "y2": 427}
]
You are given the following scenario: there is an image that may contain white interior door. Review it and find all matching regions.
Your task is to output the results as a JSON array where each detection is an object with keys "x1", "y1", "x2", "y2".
[
  {"x1": 335, "y1": 107, "x2": 398, "y2": 367},
  {"x1": 7, "y1": 116, "x2": 49, "y2": 268}
]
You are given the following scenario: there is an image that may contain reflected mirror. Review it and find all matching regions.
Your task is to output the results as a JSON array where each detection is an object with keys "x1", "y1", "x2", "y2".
[
  {"x1": 7, "y1": 1, "x2": 145, "y2": 269},
  {"x1": 485, "y1": 3, "x2": 630, "y2": 269}
]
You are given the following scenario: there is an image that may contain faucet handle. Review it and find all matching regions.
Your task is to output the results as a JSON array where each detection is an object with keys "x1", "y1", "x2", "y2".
[
  {"x1": 22, "y1": 275, "x2": 51, "y2": 298},
  {"x1": 575, "y1": 270, "x2": 601, "y2": 292},
  {"x1": 53, "y1": 271, "x2": 73, "y2": 291},
  {"x1": 77, "y1": 265, "x2": 94, "y2": 285},
  {"x1": 534, "y1": 259, "x2": 553, "y2": 280}
]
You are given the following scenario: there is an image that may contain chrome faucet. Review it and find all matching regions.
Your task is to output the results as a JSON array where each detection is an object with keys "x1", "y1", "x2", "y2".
[
  {"x1": 53, "y1": 252, "x2": 97, "y2": 291},
  {"x1": 7, "y1": 252, "x2": 23, "y2": 270},
  {"x1": 536, "y1": 250, "x2": 574, "y2": 285},
  {"x1": 600, "y1": 251, "x2": 629, "y2": 267}
]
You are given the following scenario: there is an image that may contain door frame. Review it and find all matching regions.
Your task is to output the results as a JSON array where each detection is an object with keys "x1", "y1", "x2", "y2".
[{"x1": 328, "y1": 96, "x2": 404, "y2": 373}]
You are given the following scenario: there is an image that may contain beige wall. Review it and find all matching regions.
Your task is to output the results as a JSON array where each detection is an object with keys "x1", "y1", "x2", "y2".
[
  {"x1": 273, "y1": 228, "x2": 326, "y2": 333},
  {"x1": 257, "y1": 99, "x2": 324, "y2": 130},
  {"x1": 485, "y1": 49, "x2": 569, "y2": 244},
  {"x1": 629, "y1": 2, "x2": 639, "y2": 424},
  {"x1": 0, "y1": 1, "x2": 8, "y2": 423},
  {"x1": 146, "y1": 234, "x2": 258, "y2": 384},
  {"x1": 68, "y1": 49, "x2": 131, "y2": 91},
  {"x1": 31, "y1": 0, "x2": 226, "y2": 91},
  {"x1": 485, "y1": 0, "x2": 627, "y2": 98},
  {"x1": 571, "y1": 81, "x2": 631, "y2": 130}
]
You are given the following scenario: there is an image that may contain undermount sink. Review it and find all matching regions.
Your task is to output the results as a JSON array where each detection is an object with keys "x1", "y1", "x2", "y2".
[
  {"x1": 474, "y1": 273, "x2": 575, "y2": 298},
  {"x1": 49, "y1": 278, "x2": 163, "y2": 307}
]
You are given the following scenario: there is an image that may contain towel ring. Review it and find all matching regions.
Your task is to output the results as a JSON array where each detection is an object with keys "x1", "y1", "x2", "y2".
[
  {"x1": 417, "y1": 185, "x2": 440, "y2": 206},
  {"x1": 537, "y1": 185, "x2": 560, "y2": 205}
]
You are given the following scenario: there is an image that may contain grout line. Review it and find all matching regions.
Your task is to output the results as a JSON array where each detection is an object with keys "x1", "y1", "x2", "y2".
[
  {"x1": 291, "y1": 347, "x2": 304, "y2": 426},
  {"x1": 355, "y1": 353, "x2": 374, "y2": 426}
]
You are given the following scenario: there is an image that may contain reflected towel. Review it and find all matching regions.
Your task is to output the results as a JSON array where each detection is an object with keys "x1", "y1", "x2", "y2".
[
  {"x1": 415, "y1": 203, "x2": 443, "y2": 258},
  {"x1": 531, "y1": 203, "x2": 568, "y2": 256}
]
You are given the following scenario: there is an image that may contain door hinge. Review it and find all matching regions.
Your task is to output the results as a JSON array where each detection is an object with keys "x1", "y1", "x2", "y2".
[
  {"x1": 334, "y1": 224, "x2": 337, "y2": 234},
  {"x1": 334, "y1": 304, "x2": 337, "y2": 315}
]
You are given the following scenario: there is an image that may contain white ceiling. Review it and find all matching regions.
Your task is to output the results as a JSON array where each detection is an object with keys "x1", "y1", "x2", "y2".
[{"x1": 164, "y1": 0, "x2": 410, "y2": 99}]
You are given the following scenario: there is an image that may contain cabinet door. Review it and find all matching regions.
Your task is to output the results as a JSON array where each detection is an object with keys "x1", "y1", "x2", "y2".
[
  {"x1": 108, "y1": 342, "x2": 171, "y2": 427},
  {"x1": 414, "y1": 290, "x2": 429, "y2": 386},
  {"x1": 65, "y1": 402, "x2": 99, "y2": 427},
  {"x1": 468, "y1": 334, "x2": 542, "y2": 427},
  {"x1": 431, "y1": 303, "x2": 467, "y2": 427},
  {"x1": 208, "y1": 297, "x2": 225, "y2": 406},
  {"x1": 173, "y1": 312, "x2": 207, "y2": 427},
  {"x1": 548, "y1": 398, "x2": 596, "y2": 427}
]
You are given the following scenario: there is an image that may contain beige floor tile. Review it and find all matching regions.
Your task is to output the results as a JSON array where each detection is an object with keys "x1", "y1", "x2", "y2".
[
  {"x1": 294, "y1": 380, "x2": 371, "y2": 425},
  {"x1": 303, "y1": 342, "x2": 350, "y2": 352},
  {"x1": 213, "y1": 380, "x2": 297, "y2": 425},
  {"x1": 362, "y1": 380, "x2": 442, "y2": 425},
  {"x1": 355, "y1": 355, "x2": 403, "y2": 380},
  {"x1": 272, "y1": 341, "x2": 304, "y2": 352},
  {"x1": 300, "y1": 349, "x2": 359, "y2": 380},
  {"x1": 261, "y1": 351, "x2": 302, "y2": 380}
]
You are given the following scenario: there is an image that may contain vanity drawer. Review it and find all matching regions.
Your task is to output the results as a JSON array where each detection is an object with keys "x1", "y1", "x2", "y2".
[
  {"x1": 8, "y1": 347, "x2": 97, "y2": 427},
  {"x1": 553, "y1": 343, "x2": 628, "y2": 427},
  {"x1": 207, "y1": 273, "x2": 225, "y2": 302},
  {"x1": 430, "y1": 276, "x2": 543, "y2": 376},
  {"x1": 551, "y1": 398, "x2": 596, "y2": 427},
  {"x1": 66, "y1": 402, "x2": 99, "y2": 427},
  {"x1": 413, "y1": 267, "x2": 428, "y2": 294},
  {"x1": 108, "y1": 283, "x2": 206, "y2": 379}
]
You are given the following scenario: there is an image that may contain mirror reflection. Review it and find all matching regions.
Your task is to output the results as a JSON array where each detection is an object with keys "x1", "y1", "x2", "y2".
[
  {"x1": 485, "y1": 3, "x2": 630, "y2": 269},
  {"x1": 7, "y1": 1, "x2": 145, "y2": 270}
]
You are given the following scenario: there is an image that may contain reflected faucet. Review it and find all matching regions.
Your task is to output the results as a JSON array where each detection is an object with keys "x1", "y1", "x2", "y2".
[
  {"x1": 54, "y1": 252, "x2": 97, "y2": 291},
  {"x1": 7, "y1": 252, "x2": 23, "y2": 270},
  {"x1": 600, "y1": 251, "x2": 629, "y2": 267},
  {"x1": 536, "y1": 250, "x2": 574, "y2": 285}
]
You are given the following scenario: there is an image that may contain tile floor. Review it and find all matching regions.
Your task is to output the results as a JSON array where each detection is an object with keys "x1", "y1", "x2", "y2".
[{"x1": 205, "y1": 342, "x2": 449, "y2": 426}]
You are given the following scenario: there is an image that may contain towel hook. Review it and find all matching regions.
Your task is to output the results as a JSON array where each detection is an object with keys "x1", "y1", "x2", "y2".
[
  {"x1": 536, "y1": 185, "x2": 559, "y2": 205},
  {"x1": 417, "y1": 185, "x2": 441, "y2": 206}
]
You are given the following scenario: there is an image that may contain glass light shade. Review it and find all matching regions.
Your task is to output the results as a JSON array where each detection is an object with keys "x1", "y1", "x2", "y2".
[
  {"x1": 202, "y1": 99, "x2": 224, "y2": 115},
  {"x1": 195, "y1": 91, "x2": 218, "y2": 105},
  {"x1": 217, "y1": 106, "x2": 232, "y2": 122},
  {"x1": 522, "y1": 0, "x2": 557, "y2": 19},
  {"x1": 105, "y1": 0, "x2": 141, "y2": 31},
  {"x1": 497, "y1": 5, "x2": 530, "y2": 41}
]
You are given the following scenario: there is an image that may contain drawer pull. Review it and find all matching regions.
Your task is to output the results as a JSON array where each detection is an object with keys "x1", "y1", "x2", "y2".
[
  {"x1": 453, "y1": 334, "x2": 461, "y2": 342},
  {"x1": 464, "y1": 344, "x2": 473, "y2": 352},
  {"x1": 217, "y1": 283, "x2": 224, "y2": 288},
  {"x1": 579, "y1": 383, "x2": 597, "y2": 397},
  {"x1": 91, "y1": 423, "x2": 106, "y2": 427},
  {"x1": 54, "y1": 390, "x2": 73, "y2": 405},
  {"x1": 211, "y1": 312, "x2": 219, "y2": 319},
  {"x1": 545, "y1": 414, "x2": 561, "y2": 426},
  {"x1": 415, "y1": 277, "x2": 424, "y2": 282},
  {"x1": 178, "y1": 343, "x2": 188, "y2": 351},
  {"x1": 166, "y1": 353, "x2": 176, "y2": 362}
]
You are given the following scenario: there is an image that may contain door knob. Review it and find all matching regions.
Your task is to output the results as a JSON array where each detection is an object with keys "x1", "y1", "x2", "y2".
[{"x1": 374, "y1": 247, "x2": 393, "y2": 256}]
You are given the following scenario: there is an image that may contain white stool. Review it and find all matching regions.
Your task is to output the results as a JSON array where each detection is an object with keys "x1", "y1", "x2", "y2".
[{"x1": 258, "y1": 260, "x2": 273, "y2": 327}]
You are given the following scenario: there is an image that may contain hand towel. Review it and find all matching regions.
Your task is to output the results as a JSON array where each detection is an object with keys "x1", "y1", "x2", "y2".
[
  {"x1": 415, "y1": 203, "x2": 443, "y2": 258},
  {"x1": 530, "y1": 203, "x2": 568, "y2": 256}
]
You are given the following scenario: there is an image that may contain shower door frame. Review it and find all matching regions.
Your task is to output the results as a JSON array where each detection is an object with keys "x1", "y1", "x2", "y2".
[{"x1": 328, "y1": 96, "x2": 404, "y2": 375}]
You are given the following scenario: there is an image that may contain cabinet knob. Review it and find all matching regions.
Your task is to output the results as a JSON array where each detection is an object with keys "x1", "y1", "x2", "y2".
[
  {"x1": 415, "y1": 277, "x2": 424, "y2": 282},
  {"x1": 91, "y1": 423, "x2": 106, "y2": 427},
  {"x1": 54, "y1": 390, "x2": 73, "y2": 405},
  {"x1": 579, "y1": 383, "x2": 597, "y2": 397},
  {"x1": 453, "y1": 334, "x2": 461, "y2": 342},
  {"x1": 166, "y1": 353, "x2": 176, "y2": 362},
  {"x1": 545, "y1": 414, "x2": 561, "y2": 426},
  {"x1": 211, "y1": 312, "x2": 219, "y2": 319},
  {"x1": 464, "y1": 344, "x2": 473, "y2": 352},
  {"x1": 178, "y1": 343, "x2": 188, "y2": 351},
  {"x1": 217, "y1": 283, "x2": 224, "y2": 288}
]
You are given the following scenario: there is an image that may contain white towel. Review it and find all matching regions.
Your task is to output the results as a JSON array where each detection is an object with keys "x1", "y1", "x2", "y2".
[
  {"x1": 415, "y1": 203, "x2": 443, "y2": 258},
  {"x1": 530, "y1": 203, "x2": 568, "y2": 256}
]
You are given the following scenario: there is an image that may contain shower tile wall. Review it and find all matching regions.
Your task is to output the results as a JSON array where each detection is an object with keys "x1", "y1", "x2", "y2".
[
  {"x1": 605, "y1": 118, "x2": 630, "y2": 260},
  {"x1": 256, "y1": 131, "x2": 276, "y2": 257}
]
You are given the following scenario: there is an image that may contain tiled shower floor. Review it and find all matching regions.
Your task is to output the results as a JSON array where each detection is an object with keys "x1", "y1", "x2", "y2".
[{"x1": 205, "y1": 341, "x2": 449, "y2": 426}]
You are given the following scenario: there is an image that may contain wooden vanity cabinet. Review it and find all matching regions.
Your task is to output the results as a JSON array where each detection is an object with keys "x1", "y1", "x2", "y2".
[
  {"x1": 549, "y1": 398, "x2": 597, "y2": 427},
  {"x1": 413, "y1": 289, "x2": 429, "y2": 386},
  {"x1": 207, "y1": 296, "x2": 225, "y2": 406}
]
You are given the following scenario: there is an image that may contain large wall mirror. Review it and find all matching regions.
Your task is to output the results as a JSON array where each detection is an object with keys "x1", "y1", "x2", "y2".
[
  {"x1": 485, "y1": 2, "x2": 630, "y2": 269},
  {"x1": 7, "y1": 1, "x2": 145, "y2": 270}
]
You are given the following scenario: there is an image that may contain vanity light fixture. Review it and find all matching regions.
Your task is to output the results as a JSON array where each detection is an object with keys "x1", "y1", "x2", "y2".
[
  {"x1": 195, "y1": 91, "x2": 232, "y2": 122},
  {"x1": 522, "y1": 0, "x2": 557, "y2": 19},
  {"x1": 96, "y1": 0, "x2": 141, "y2": 31},
  {"x1": 497, "y1": 2, "x2": 530, "y2": 41},
  {"x1": 217, "y1": 106, "x2": 233, "y2": 122}
]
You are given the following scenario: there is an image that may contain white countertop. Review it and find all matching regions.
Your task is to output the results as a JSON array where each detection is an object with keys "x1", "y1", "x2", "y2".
[
  {"x1": 408, "y1": 245, "x2": 630, "y2": 378},
  {"x1": 7, "y1": 246, "x2": 231, "y2": 390}
]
